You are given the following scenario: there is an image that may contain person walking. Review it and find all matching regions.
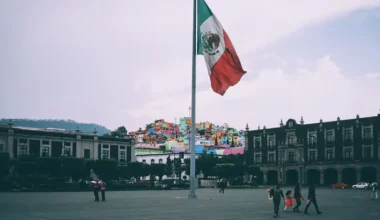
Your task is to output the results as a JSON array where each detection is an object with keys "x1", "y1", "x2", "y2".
[
  {"x1": 304, "y1": 184, "x2": 322, "y2": 214},
  {"x1": 284, "y1": 190, "x2": 293, "y2": 212},
  {"x1": 293, "y1": 183, "x2": 304, "y2": 212},
  {"x1": 93, "y1": 179, "x2": 100, "y2": 202},
  {"x1": 100, "y1": 181, "x2": 106, "y2": 202},
  {"x1": 269, "y1": 185, "x2": 285, "y2": 218},
  {"x1": 371, "y1": 182, "x2": 378, "y2": 200},
  {"x1": 219, "y1": 179, "x2": 226, "y2": 194}
]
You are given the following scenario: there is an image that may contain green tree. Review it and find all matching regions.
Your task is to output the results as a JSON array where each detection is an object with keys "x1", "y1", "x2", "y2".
[
  {"x1": 150, "y1": 164, "x2": 165, "y2": 181},
  {"x1": 128, "y1": 162, "x2": 150, "y2": 180},
  {"x1": 173, "y1": 158, "x2": 184, "y2": 181},
  {"x1": 197, "y1": 153, "x2": 218, "y2": 179},
  {"x1": 184, "y1": 158, "x2": 201, "y2": 176},
  {"x1": 61, "y1": 158, "x2": 85, "y2": 180},
  {"x1": 0, "y1": 152, "x2": 10, "y2": 178},
  {"x1": 230, "y1": 136, "x2": 235, "y2": 147},
  {"x1": 215, "y1": 163, "x2": 236, "y2": 180},
  {"x1": 164, "y1": 157, "x2": 173, "y2": 177},
  {"x1": 37, "y1": 157, "x2": 62, "y2": 177},
  {"x1": 94, "y1": 159, "x2": 118, "y2": 181}
]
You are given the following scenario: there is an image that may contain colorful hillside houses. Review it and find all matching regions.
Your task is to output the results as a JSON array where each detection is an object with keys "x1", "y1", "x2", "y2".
[{"x1": 129, "y1": 118, "x2": 246, "y2": 156}]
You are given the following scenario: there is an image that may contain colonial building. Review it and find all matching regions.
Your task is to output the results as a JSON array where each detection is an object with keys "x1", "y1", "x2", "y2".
[
  {"x1": 0, "y1": 123, "x2": 136, "y2": 165},
  {"x1": 245, "y1": 113, "x2": 380, "y2": 185}
]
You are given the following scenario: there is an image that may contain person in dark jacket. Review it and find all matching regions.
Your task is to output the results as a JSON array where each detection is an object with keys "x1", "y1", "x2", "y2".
[
  {"x1": 269, "y1": 185, "x2": 285, "y2": 218},
  {"x1": 304, "y1": 184, "x2": 322, "y2": 214},
  {"x1": 293, "y1": 183, "x2": 304, "y2": 212},
  {"x1": 219, "y1": 179, "x2": 226, "y2": 193}
]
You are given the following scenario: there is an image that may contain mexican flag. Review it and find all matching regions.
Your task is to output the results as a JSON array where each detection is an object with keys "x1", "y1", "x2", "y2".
[{"x1": 197, "y1": 0, "x2": 246, "y2": 96}]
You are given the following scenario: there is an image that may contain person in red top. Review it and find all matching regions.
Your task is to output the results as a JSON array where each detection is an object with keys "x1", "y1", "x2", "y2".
[
  {"x1": 100, "y1": 181, "x2": 106, "y2": 202},
  {"x1": 284, "y1": 190, "x2": 294, "y2": 211},
  {"x1": 93, "y1": 179, "x2": 100, "y2": 202}
]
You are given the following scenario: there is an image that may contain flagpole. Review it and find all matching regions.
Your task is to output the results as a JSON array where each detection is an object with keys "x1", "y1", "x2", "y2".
[{"x1": 188, "y1": 0, "x2": 198, "y2": 199}]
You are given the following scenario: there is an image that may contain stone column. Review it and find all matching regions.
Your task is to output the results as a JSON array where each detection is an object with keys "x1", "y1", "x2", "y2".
[
  {"x1": 76, "y1": 134, "x2": 81, "y2": 158},
  {"x1": 337, "y1": 169, "x2": 342, "y2": 183},
  {"x1": 7, "y1": 128, "x2": 14, "y2": 158},
  {"x1": 320, "y1": 170, "x2": 324, "y2": 185},
  {"x1": 356, "y1": 168, "x2": 361, "y2": 182},
  {"x1": 93, "y1": 136, "x2": 99, "y2": 160},
  {"x1": 263, "y1": 171, "x2": 268, "y2": 184}
]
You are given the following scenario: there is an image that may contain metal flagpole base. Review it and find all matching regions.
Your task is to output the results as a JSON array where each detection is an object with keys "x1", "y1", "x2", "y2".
[{"x1": 188, "y1": 193, "x2": 198, "y2": 199}]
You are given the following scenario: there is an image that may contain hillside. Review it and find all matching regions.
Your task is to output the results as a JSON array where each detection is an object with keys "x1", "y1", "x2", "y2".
[{"x1": 0, "y1": 119, "x2": 111, "y2": 135}]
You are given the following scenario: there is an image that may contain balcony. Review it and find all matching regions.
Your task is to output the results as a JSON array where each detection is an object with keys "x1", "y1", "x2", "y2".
[
  {"x1": 284, "y1": 160, "x2": 298, "y2": 165},
  {"x1": 362, "y1": 138, "x2": 373, "y2": 145}
]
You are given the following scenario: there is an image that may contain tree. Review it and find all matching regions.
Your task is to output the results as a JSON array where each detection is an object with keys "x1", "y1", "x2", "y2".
[
  {"x1": 164, "y1": 157, "x2": 173, "y2": 177},
  {"x1": 184, "y1": 158, "x2": 201, "y2": 176},
  {"x1": 246, "y1": 165, "x2": 261, "y2": 177},
  {"x1": 94, "y1": 159, "x2": 118, "y2": 181},
  {"x1": 0, "y1": 152, "x2": 10, "y2": 178},
  {"x1": 226, "y1": 135, "x2": 229, "y2": 144},
  {"x1": 37, "y1": 158, "x2": 62, "y2": 177},
  {"x1": 61, "y1": 158, "x2": 85, "y2": 180},
  {"x1": 230, "y1": 136, "x2": 235, "y2": 147},
  {"x1": 108, "y1": 126, "x2": 128, "y2": 138},
  {"x1": 215, "y1": 135, "x2": 218, "y2": 146},
  {"x1": 150, "y1": 164, "x2": 165, "y2": 181},
  {"x1": 128, "y1": 162, "x2": 150, "y2": 180},
  {"x1": 117, "y1": 166, "x2": 131, "y2": 179},
  {"x1": 173, "y1": 158, "x2": 183, "y2": 181},
  {"x1": 197, "y1": 153, "x2": 218, "y2": 179},
  {"x1": 215, "y1": 163, "x2": 236, "y2": 180}
]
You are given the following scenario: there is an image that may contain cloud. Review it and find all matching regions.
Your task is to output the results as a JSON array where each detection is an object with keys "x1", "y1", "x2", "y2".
[
  {"x1": 1, "y1": 0, "x2": 380, "y2": 131},
  {"x1": 127, "y1": 55, "x2": 380, "y2": 130},
  {"x1": 365, "y1": 73, "x2": 380, "y2": 79}
]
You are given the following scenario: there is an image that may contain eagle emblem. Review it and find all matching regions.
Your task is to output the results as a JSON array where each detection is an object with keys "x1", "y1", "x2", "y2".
[{"x1": 201, "y1": 31, "x2": 221, "y2": 55}]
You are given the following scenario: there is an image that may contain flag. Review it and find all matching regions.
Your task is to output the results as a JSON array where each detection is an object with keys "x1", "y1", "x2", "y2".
[{"x1": 197, "y1": 0, "x2": 246, "y2": 96}]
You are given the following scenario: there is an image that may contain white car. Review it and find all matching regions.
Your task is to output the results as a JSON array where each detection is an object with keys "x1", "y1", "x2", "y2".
[{"x1": 352, "y1": 182, "x2": 369, "y2": 189}]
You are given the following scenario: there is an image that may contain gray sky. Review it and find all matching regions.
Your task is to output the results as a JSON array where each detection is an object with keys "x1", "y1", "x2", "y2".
[{"x1": 1, "y1": 0, "x2": 380, "y2": 131}]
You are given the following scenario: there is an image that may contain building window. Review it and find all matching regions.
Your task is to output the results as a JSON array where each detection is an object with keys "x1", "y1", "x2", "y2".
[
  {"x1": 326, "y1": 150, "x2": 333, "y2": 161},
  {"x1": 268, "y1": 137, "x2": 275, "y2": 147},
  {"x1": 63, "y1": 147, "x2": 71, "y2": 157},
  {"x1": 326, "y1": 130, "x2": 334, "y2": 143},
  {"x1": 19, "y1": 145, "x2": 28, "y2": 155},
  {"x1": 64, "y1": 142, "x2": 71, "y2": 146},
  {"x1": 254, "y1": 139, "x2": 261, "y2": 148},
  {"x1": 309, "y1": 151, "x2": 316, "y2": 161},
  {"x1": 151, "y1": 159, "x2": 155, "y2": 164},
  {"x1": 268, "y1": 153, "x2": 274, "y2": 164},
  {"x1": 0, "y1": 143, "x2": 4, "y2": 152},
  {"x1": 255, "y1": 154, "x2": 261, "y2": 164},
  {"x1": 344, "y1": 148, "x2": 352, "y2": 159},
  {"x1": 19, "y1": 138, "x2": 27, "y2": 144},
  {"x1": 42, "y1": 140, "x2": 50, "y2": 145},
  {"x1": 103, "y1": 145, "x2": 109, "y2": 149},
  {"x1": 288, "y1": 152, "x2": 295, "y2": 163},
  {"x1": 363, "y1": 128, "x2": 372, "y2": 140},
  {"x1": 159, "y1": 159, "x2": 163, "y2": 164},
  {"x1": 344, "y1": 129, "x2": 352, "y2": 141},
  {"x1": 308, "y1": 133, "x2": 317, "y2": 145},
  {"x1": 142, "y1": 159, "x2": 146, "y2": 164},
  {"x1": 288, "y1": 135, "x2": 294, "y2": 145},
  {"x1": 84, "y1": 149, "x2": 91, "y2": 159},
  {"x1": 364, "y1": 147, "x2": 372, "y2": 159},
  {"x1": 102, "y1": 150, "x2": 109, "y2": 159},
  {"x1": 42, "y1": 147, "x2": 49, "y2": 157},
  {"x1": 120, "y1": 151, "x2": 126, "y2": 162}
]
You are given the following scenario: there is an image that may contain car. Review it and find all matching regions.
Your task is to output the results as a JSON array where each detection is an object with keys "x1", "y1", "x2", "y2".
[
  {"x1": 352, "y1": 182, "x2": 369, "y2": 189},
  {"x1": 331, "y1": 183, "x2": 349, "y2": 189}
]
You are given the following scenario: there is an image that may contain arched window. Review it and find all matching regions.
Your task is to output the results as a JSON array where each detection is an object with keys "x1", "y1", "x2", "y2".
[
  {"x1": 151, "y1": 159, "x2": 155, "y2": 164},
  {"x1": 142, "y1": 159, "x2": 146, "y2": 164},
  {"x1": 159, "y1": 159, "x2": 163, "y2": 164}
]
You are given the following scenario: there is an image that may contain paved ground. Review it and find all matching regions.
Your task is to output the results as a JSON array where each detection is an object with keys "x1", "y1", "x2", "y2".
[{"x1": 0, "y1": 188, "x2": 379, "y2": 220}]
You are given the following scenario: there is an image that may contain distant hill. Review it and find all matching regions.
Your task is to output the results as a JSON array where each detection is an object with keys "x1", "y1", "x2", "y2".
[{"x1": 0, "y1": 119, "x2": 111, "y2": 135}]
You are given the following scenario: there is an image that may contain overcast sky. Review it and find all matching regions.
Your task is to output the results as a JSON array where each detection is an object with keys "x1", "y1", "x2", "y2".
[{"x1": 1, "y1": 0, "x2": 380, "y2": 131}]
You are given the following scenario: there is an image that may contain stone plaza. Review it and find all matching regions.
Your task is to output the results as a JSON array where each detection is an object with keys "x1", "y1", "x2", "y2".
[{"x1": 0, "y1": 188, "x2": 379, "y2": 220}]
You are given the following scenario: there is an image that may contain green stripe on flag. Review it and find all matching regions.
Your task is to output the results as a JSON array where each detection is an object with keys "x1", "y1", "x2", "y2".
[{"x1": 197, "y1": 0, "x2": 213, "y2": 55}]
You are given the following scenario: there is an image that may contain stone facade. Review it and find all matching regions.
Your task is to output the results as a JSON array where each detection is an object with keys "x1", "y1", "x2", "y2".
[
  {"x1": 0, "y1": 124, "x2": 136, "y2": 165},
  {"x1": 245, "y1": 114, "x2": 380, "y2": 185}
]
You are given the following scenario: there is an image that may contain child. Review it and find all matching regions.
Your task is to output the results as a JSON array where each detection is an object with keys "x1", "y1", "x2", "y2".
[
  {"x1": 100, "y1": 181, "x2": 106, "y2": 202},
  {"x1": 284, "y1": 190, "x2": 294, "y2": 211}
]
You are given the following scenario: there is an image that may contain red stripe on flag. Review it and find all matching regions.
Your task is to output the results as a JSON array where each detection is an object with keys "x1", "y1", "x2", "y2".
[{"x1": 210, "y1": 31, "x2": 246, "y2": 96}]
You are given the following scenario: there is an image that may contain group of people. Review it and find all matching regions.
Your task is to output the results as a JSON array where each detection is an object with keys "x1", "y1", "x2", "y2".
[
  {"x1": 92, "y1": 179, "x2": 106, "y2": 202},
  {"x1": 268, "y1": 184, "x2": 321, "y2": 218}
]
